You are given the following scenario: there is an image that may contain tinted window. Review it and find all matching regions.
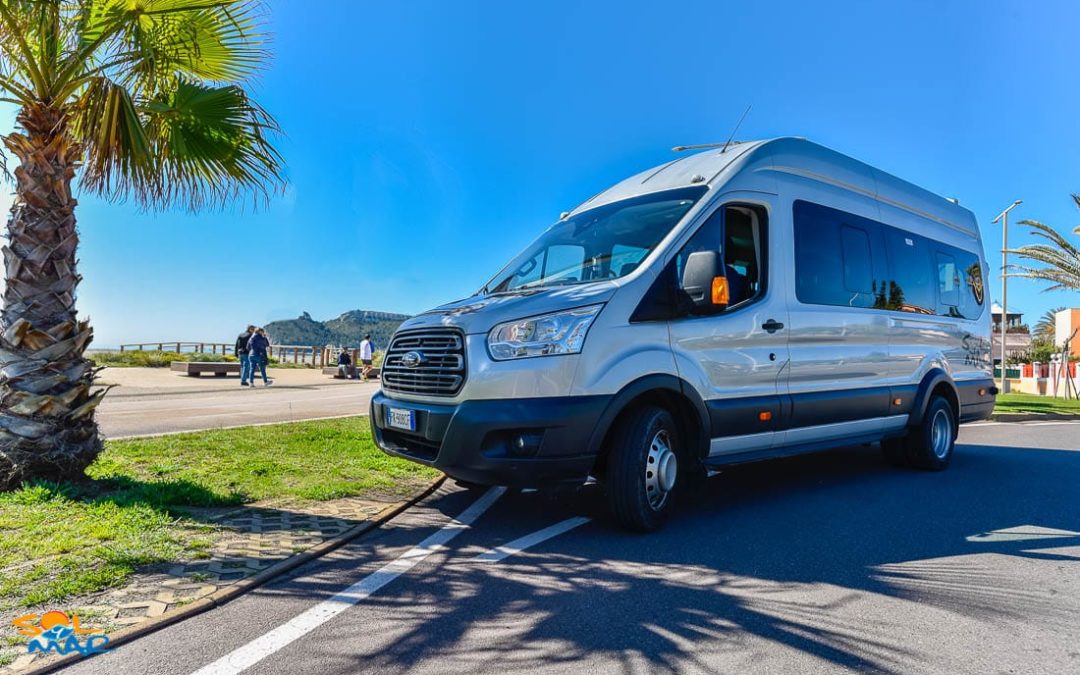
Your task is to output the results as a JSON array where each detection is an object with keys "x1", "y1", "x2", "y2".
[
  {"x1": 841, "y1": 226, "x2": 874, "y2": 294},
  {"x1": 883, "y1": 229, "x2": 935, "y2": 314},
  {"x1": 936, "y1": 251, "x2": 960, "y2": 315},
  {"x1": 793, "y1": 202, "x2": 879, "y2": 308},
  {"x1": 963, "y1": 254, "x2": 985, "y2": 308},
  {"x1": 793, "y1": 200, "x2": 983, "y2": 319},
  {"x1": 954, "y1": 250, "x2": 985, "y2": 319}
]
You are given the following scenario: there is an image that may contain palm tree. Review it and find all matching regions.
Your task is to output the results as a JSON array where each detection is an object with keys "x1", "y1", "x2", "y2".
[
  {"x1": 1034, "y1": 307, "x2": 1065, "y2": 344},
  {"x1": 0, "y1": 1, "x2": 283, "y2": 490},
  {"x1": 1010, "y1": 194, "x2": 1080, "y2": 291}
]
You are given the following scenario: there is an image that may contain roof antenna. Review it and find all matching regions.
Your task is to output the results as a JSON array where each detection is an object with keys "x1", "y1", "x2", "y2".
[
  {"x1": 672, "y1": 104, "x2": 753, "y2": 153},
  {"x1": 721, "y1": 104, "x2": 752, "y2": 154}
]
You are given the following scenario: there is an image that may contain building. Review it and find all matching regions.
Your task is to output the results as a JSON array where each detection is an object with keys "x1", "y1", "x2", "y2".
[
  {"x1": 1056, "y1": 308, "x2": 1080, "y2": 358},
  {"x1": 989, "y1": 302, "x2": 1031, "y2": 362},
  {"x1": 990, "y1": 302, "x2": 1025, "y2": 333}
]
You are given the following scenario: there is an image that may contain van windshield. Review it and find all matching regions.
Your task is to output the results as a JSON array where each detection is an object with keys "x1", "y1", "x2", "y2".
[{"x1": 483, "y1": 187, "x2": 707, "y2": 294}]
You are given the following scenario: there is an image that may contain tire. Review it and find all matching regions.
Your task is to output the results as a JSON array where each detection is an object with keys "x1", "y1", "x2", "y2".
[
  {"x1": 893, "y1": 395, "x2": 957, "y2": 471},
  {"x1": 607, "y1": 405, "x2": 680, "y2": 532}
]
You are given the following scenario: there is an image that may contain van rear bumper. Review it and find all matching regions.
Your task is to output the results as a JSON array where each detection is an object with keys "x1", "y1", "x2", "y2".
[{"x1": 370, "y1": 391, "x2": 609, "y2": 487}]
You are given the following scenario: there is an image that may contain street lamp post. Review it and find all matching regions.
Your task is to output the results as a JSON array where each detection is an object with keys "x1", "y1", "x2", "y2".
[{"x1": 991, "y1": 199, "x2": 1022, "y2": 393}]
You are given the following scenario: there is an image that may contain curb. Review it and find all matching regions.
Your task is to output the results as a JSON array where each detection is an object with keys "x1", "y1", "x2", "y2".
[
  {"x1": 107, "y1": 412, "x2": 371, "y2": 441},
  {"x1": 990, "y1": 412, "x2": 1080, "y2": 422},
  {"x1": 17, "y1": 474, "x2": 446, "y2": 675}
]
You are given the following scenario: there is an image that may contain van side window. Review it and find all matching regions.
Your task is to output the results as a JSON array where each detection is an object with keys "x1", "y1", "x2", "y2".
[
  {"x1": 792, "y1": 200, "x2": 984, "y2": 319},
  {"x1": 936, "y1": 251, "x2": 960, "y2": 315},
  {"x1": 948, "y1": 250, "x2": 985, "y2": 319},
  {"x1": 962, "y1": 254, "x2": 985, "y2": 309},
  {"x1": 672, "y1": 204, "x2": 767, "y2": 312},
  {"x1": 883, "y1": 229, "x2": 935, "y2": 314},
  {"x1": 793, "y1": 202, "x2": 879, "y2": 308},
  {"x1": 675, "y1": 209, "x2": 722, "y2": 283},
  {"x1": 841, "y1": 226, "x2": 874, "y2": 295}
]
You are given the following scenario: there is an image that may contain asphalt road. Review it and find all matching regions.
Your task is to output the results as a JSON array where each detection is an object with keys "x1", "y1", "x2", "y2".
[
  {"x1": 94, "y1": 369, "x2": 378, "y2": 437},
  {"x1": 64, "y1": 422, "x2": 1080, "y2": 675}
]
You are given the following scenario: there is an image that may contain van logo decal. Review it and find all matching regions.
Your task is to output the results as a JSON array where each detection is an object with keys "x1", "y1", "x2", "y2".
[{"x1": 401, "y1": 351, "x2": 424, "y2": 368}]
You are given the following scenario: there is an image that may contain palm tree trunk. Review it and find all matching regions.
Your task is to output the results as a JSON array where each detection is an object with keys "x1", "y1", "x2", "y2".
[{"x1": 0, "y1": 103, "x2": 101, "y2": 490}]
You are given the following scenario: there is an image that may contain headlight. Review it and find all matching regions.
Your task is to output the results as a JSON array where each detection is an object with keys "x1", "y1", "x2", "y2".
[{"x1": 488, "y1": 305, "x2": 602, "y2": 361}]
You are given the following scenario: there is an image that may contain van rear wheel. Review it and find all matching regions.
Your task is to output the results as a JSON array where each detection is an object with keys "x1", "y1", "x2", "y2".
[
  {"x1": 607, "y1": 405, "x2": 679, "y2": 532},
  {"x1": 883, "y1": 395, "x2": 956, "y2": 471}
]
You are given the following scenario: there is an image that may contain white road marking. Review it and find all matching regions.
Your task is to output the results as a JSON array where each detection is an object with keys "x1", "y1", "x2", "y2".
[
  {"x1": 967, "y1": 524, "x2": 1080, "y2": 543},
  {"x1": 472, "y1": 517, "x2": 591, "y2": 563},
  {"x1": 965, "y1": 421, "x2": 1080, "y2": 427},
  {"x1": 189, "y1": 487, "x2": 506, "y2": 675}
]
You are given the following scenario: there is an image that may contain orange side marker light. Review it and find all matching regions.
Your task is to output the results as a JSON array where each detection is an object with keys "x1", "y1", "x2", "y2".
[{"x1": 711, "y1": 277, "x2": 730, "y2": 306}]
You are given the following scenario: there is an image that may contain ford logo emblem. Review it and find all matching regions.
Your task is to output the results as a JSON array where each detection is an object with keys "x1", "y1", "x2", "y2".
[{"x1": 401, "y1": 351, "x2": 423, "y2": 368}]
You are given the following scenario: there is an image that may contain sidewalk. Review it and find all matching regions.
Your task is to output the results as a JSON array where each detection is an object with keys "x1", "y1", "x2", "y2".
[
  {"x1": 1, "y1": 477, "x2": 442, "y2": 674},
  {"x1": 94, "y1": 368, "x2": 378, "y2": 437}
]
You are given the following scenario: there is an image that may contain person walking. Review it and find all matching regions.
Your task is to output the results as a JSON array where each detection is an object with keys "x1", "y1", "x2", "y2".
[
  {"x1": 359, "y1": 334, "x2": 374, "y2": 382},
  {"x1": 235, "y1": 325, "x2": 255, "y2": 386},
  {"x1": 248, "y1": 328, "x2": 272, "y2": 386},
  {"x1": 337, "y1": 348, "x2": 353, "y2": 379}
]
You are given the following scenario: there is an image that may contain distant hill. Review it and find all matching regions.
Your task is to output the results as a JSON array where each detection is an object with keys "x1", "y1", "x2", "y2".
[{"x1": 264, "y1": 310, "x2": 410, "y2": 349}]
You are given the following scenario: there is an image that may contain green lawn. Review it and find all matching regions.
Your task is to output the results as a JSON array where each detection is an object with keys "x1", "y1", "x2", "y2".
[
  {"x1": 0, "y1": 417, "x2": 438, "y2": 612},
  {"x1": 994, "y1": 392, "x2": 1080, "y2": 415}
]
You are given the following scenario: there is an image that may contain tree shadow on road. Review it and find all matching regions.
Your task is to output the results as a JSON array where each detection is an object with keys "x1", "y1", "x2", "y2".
[{"x1": 278, "y1": 439, "x2": 1080, "y2": 674}]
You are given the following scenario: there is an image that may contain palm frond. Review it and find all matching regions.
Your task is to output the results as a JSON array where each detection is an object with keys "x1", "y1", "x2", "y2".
[
  {"x1": 1008, "y1": 219, "x2": 1080, "y2": 292},
  {"x1": 72, "y1": 75, "x2": 153, "y2": 198},
  {"x1": 133, "y1": 79, "x2": 282, "y2": 210},
  {"x1": 2, "y1": 0, "x2": 284, "y2": 212},
  {"x1": 1034, "y1": 307, "x2": 1065, "y2": 342},
  {"x1": 0, "y1": 0, "x2": 49, "y2": 95},
  {"x1": 69, "y1": 0, "x2": 265, "y2": 93}
]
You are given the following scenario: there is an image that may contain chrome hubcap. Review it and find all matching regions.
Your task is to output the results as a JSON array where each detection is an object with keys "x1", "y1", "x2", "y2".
[
  {"x1": 645, "y1": 429, "x2": 677, "y2": 510},
  {"x1": 930, "y1": 409, "x2": 952, "y2": 459}
]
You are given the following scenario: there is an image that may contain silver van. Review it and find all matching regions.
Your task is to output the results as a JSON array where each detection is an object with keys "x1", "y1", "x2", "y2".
[{"x1": 371, "y1": 137, "x2": 996, "y2": 531}]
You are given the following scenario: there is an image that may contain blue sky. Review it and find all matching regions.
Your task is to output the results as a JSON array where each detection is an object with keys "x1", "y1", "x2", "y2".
[{"x1": 6, "y1": 0, "x2": 1080, "y2": 346}]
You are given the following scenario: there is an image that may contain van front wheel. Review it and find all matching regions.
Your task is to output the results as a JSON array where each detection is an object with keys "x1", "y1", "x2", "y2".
[{"x1": 607, "y1": 405, "x2": 679, "y2": 532}]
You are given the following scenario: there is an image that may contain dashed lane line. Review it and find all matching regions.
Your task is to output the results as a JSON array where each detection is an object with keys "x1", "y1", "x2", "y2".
[
  {"x1": 189, "y1": 486, "x2": 506, "y2": 675},
  {"x1": 472, "y1": 517, "x2": 592, "y2": 563}
]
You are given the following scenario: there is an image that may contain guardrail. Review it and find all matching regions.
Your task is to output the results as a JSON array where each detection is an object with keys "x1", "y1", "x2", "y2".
[
  {"x1": 119, "y1": 341, "x2": 233, "y2": 354},
  {"x1": 118, "y1": 342, "x2": 330, "y2": 366}
]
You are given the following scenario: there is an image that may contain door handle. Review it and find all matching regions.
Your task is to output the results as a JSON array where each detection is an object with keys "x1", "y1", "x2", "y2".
[{"x1": 762, "y1": 319, "x2": 784, "y2": 333}]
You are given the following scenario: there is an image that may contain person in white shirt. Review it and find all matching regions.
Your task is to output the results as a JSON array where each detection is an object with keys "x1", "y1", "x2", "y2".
[{"x1": 359, "y1": 334, "x2": 374, "y2": 381}]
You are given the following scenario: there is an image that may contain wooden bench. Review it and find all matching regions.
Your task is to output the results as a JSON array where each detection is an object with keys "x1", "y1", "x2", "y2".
[{"x1": 171, "y1": 362, "x2": 241, "y2": 377}]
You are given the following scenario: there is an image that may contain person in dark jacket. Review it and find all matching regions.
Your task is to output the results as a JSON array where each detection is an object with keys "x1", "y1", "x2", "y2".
[
  {"x1": 236, "y1": 325, "x2": 255, "y2": 386},
  {"x1": 337, "y1": 349, "x2": 352, "y2": 379},
  {"x1": 248, "y1": 328, "x2": 272, "y2": 386}
]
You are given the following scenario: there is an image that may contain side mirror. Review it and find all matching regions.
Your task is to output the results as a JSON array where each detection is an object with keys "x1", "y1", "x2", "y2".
[{"x1": 681, "y1": 251, "x2": 729, "y2": 312}]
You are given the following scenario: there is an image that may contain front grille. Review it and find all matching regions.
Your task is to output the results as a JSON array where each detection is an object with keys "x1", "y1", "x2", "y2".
[{"x1": 382, "y1": 328, "x2": 466, "y2": 396}]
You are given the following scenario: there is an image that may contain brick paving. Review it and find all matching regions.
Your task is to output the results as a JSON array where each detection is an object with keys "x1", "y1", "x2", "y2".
[{"x1": 0, "y1": 491, "x2": 423, "y2": 673}]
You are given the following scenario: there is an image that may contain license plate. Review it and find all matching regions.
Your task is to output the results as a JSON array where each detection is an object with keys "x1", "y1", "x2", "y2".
[{"x1": 386, "y1": 407, "x2": 416, "y2": 432}]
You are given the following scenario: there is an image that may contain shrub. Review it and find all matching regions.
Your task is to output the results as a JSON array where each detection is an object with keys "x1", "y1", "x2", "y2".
[{"x1": 90, "y1": 351, "x2": 238, "y2": 368}]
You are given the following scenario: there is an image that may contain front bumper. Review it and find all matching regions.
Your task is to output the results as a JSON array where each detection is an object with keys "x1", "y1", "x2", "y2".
[{"x1": 370, "y1": 391, "x2": 610, "y2": 487}]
